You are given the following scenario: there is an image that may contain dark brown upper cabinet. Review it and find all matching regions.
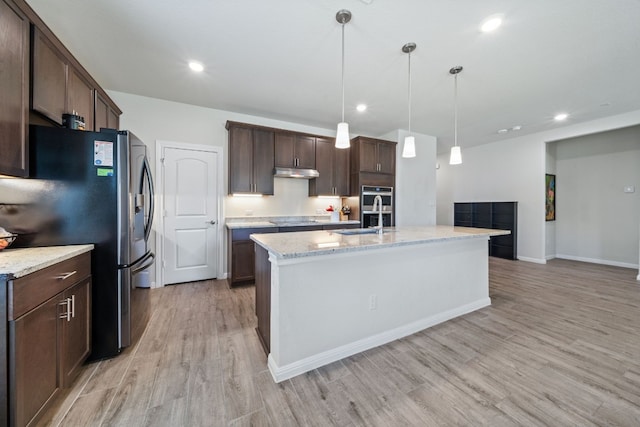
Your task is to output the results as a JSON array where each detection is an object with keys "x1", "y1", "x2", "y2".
[
  {"x1": 32, "y1": 27, "x2": 94, "y2": 129},
  {"x1": 95, "y1": 92, "x2": 120, "y2": 131},
  {"x1": 227, "y1": 122, "x2": 275, "y2": 195},
  {"x1": 0, "y1": 0, "x2": 30, "y2": 177},
  {"x1": 274, "y1": 133, "x2": 316, "y2": 169},
  {"x1": 309, "y1": 137, "x2": 349, "y2": 196},
  {"x1": 350, "y1": 136, "x2": 397, "y2": 194}
]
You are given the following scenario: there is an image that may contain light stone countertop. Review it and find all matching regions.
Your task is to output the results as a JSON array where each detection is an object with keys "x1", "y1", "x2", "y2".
[
  {"x1": 226, "y1": 216, "x2": 360, "y2": 229},
  {"x1": 251, "y1": 225, "x2": 510, "y2": 259},
  {"x1": 0, "y1": 245, "x2": 94, "y2": 280}
]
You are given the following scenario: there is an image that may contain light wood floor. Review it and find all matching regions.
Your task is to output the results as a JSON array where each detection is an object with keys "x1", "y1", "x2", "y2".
[{"x1": 37, "y1": 258, "x2": 640, "y2": 426}]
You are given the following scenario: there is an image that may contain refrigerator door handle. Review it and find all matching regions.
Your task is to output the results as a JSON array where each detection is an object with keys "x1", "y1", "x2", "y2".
[
  {"x1": 140, "y1": 156, "x2": 155, "y2": 242},
  {"x1": 131, "y1": 251, "x2": 155, "y2": 275}
]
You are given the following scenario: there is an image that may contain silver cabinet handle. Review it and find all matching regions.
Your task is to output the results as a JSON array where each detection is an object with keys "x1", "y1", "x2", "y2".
[
  {"x1": 55, "y1": 271, "x2": 77, "y2": 280},
  {"x1": 59, "y1": 298, "x2": 71, "y2": 321},
  {"x1": 71, "y1": 294, "x2": 75, "y2": 319}
]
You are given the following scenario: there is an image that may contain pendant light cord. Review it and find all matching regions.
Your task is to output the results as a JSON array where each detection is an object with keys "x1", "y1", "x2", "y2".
[
  {"x1": 341, "y1": 22, "x2": 345, "y2": 123},
  {"x1": 408, "y1": 51, "x2": 412, "y2": 133},
  {"x1": 453, "y1": 73, "x2": 458, "y2": 147}
]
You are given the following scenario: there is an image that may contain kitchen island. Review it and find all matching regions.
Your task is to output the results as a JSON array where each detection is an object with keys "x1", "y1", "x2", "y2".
[{"x1": 251, "y1": 225, "x2": 510, "y2": 382}]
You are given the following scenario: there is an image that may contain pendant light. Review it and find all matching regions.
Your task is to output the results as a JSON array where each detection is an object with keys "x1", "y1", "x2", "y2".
[
  {"x1": 335, "y1": 10, "x2": 352, "y2": 149},
  {"x1": 401, "y1": 43, "x2": 417, "y2": 158},
  {"x1": 449, "y1": 66, "x2": 463, "y2": 165}
]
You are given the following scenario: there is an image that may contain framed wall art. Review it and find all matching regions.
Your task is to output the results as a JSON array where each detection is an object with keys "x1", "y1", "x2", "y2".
[{"x1": 545, "y1": 174, "x2": 556, "y2": 221}]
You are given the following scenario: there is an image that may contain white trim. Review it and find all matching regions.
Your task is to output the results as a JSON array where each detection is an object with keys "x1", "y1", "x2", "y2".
[
  {"x1": 155, "y1": 140, "x2": 224, "y2": 287},
  {"x1": 268, "y1": 297, "x2": 491, "y2": 383},
  {"x1": 555, "y1": 254, "x2": 639, "y2": 270},
  {"x1": 517, "y1": 256, "x2": 547, "y2": 264},
  {"x1": 636, "y1": 273, "x2": 640, "y2": 281},
  {"x1": 545, "y1": 254, "x2": 556, "y2": 260}
]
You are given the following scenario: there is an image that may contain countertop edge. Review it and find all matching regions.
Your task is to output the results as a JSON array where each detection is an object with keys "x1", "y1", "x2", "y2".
[
  {"x1": 251, "y1": 227, "x2": 510, "y2": 260},
  {"x1": 0, "y1": 245, "x2": 94, "y2": 280}
]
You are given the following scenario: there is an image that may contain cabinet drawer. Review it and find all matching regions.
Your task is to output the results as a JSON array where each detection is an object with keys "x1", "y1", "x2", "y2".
[{"x1": 9, "y1": 252, "x2": 91, "y2": 320}]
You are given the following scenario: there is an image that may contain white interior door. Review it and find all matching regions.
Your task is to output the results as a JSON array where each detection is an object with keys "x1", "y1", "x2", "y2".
[{"x1": 162, "y1": 146, "x2": 218, "y2": 285}]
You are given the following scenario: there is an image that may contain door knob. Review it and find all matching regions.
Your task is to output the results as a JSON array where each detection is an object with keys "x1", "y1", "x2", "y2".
[{"x1": 207, "y1": 220, "x2": 216, "y2": 225}]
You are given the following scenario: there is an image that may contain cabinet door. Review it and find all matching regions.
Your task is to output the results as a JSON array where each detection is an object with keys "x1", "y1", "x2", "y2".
[
  {"x1": 253, "y1": 129, "x2": 275, "y2": 195},
  {"x1": 274, "y1": 133, "x2": 295, "y2": 168},
  {"x1": 377, "y1": 142, "x2": 396, "y2": 174},
  {"x1": 310, "y1": 137, "x2": 334, "y2": 196},
  {"x1": 107, "y1": 108, "x2": 119, "y2": 129},
  {"x1": 231, "y1": 240, "x2": 255, "y2": 283},
  {"x1": 10, "y1": 296, "x2": 60, "y2": 427},
  {"x1": 32, "y1": 27, "x2": 66, "y2": 125},
  {"x1": 254, "y1": 244, "x2": 271, "y2": 353},
  {"x1": 60, "y1": 278, "x2": 91, "y2": 387},
  {"x1": 359, "y1": 139, "x2": 379, "y2": 173},
  {"x1": 95, "y1": 92, "x2": 109, "y2": 131},
  {"x1": 229, "y1": 126, "x2": 254, "y2": 194},
  {"x1": 294, "y1": 135, "x2": 316, "y2": 169},
  {"x1": 0, "y1": 0, "x2": 29, "y2": 177},
  {"x1": 334, "y1": 141, "x2": 350, "y2": 196},
  {"x1": 67, "y1": 66, "x2": 94, "y2": 131}
]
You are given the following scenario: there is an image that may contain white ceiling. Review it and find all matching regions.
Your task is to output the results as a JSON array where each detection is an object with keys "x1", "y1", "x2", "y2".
[{"x1": 26, "y1": 0, "x2": 640, "y2": 152}]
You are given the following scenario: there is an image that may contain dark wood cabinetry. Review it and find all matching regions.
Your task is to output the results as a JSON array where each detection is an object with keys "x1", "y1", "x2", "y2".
[
  {"x1": 31, "y1": 27, "x2": 66, "y2": 125},
  {"x1": 454, "y1": 201, "x2": 518, "y2": 260},
  {"x1": 95, "y1": 92, "x2": 120, "y2": 130},
  {"x1": 1, "y1": 0, "x2": 123, "y2": 177},
  {"x1": 5, "y1": 251, "x2": 92, "y2": 427},
  {"x1": 227, "y1": 122, "x2": 275, "y2": 195},
  {"x1": 227, "y1": 223, "x2": 359, "y2": 286},
  {"x1": 0, "y1": 0, "x2": 30, "y2": 177},
  {"x1": 350, "y1": 136, "x2": 396, "y2": 195},
  {"x1": 32, "y1": 27, "x2": 94, "y2": 129},
  {"x1": 274, "y1": 133, "x2": 316, "y2": 169},
  {"x1": 254, "y1": 244, "x2": 271, "y2": 353},
  {"x1": 309, "y1": 137, "x2": 350, "y2": 196}
]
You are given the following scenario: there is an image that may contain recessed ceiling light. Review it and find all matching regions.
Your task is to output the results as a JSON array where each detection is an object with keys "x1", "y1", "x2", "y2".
[
  {"x1": 511, "y1": 125, "x2": 522, "y2": 131},
  {"x1": 480, "y1": 15, "x2": 503, "y2": 33},
  {"x1": 356, "y1": 104, "x2": 367, "y2": 112},
  {"x1": 188, "y1": 61, "x2": 204, "y2": 72},
  {"x1": 497, "y1": 129, "x2": 508, "y2": 134},
  {"x1": 554, "y1": 113, "x2": 569, "y2": 121}
]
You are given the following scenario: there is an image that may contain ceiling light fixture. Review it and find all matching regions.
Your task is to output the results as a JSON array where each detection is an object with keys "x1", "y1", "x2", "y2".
[
  {"x1": 554, "y1": 113, "x2": 569, "y2": 121},
  {"x1": 402, "y1": 42, "x2": 417, "y2": 158},
  {"x1": 335, "y1": 10, "x2": 352, "y2": 149},
  {"x1": 188, "y1": 61, "x2": 204, "y2": 72},
  {"x1": 449, "y1": 66, "x2": 463, "y2": 165},
  {"x1": 356, "y1": 104, "x2": 367, "y2": 112},
  {"x1": 480, "y1": 15, "x2": 503, "y2": 33}
]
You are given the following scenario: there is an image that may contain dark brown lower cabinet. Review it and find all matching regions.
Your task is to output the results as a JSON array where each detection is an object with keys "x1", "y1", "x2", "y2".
[
  {"x1": 10, "y1": 296, "x2": 59, "y2": 427},
  {"x1": 5, "y1": 252, "x2": 92, "y2": 427},
  {"x1": 254, "y1": 244, "x2": 271, "y2": 353}
]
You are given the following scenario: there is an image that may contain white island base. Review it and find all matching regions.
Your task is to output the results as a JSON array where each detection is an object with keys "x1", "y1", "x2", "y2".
[{"x1": 253, "y1": 227, "x2": 501, "y2": 383}]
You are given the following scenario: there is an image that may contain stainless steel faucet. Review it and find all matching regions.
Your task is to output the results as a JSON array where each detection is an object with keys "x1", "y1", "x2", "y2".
[{"x1": 372, "y1": 195, "x2": 384, "y2": 235}]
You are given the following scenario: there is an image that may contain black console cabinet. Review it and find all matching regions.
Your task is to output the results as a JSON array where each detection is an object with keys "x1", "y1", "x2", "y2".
[{"x1": 454, "y1": 202, "x2": 518, "y2": 260}]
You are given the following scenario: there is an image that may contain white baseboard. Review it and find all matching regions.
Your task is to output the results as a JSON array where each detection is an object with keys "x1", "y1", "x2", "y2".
[
  {"x1": 636, "y1": 273, "x2": 640, "y2": 281},
  {"x1": 517, "y1": 256, "x2": 547, "y2": 264},
  {"x1": 555, "y1": 254, "x2": 639, "y2": 270},
  {"x1": 545, "y1": 254, "x2": 556, "y2": 260},
  {"x1": 268, "y1": 297, "x2": 491, "y2": 383}
]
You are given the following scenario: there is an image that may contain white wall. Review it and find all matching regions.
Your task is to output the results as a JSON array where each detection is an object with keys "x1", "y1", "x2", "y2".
[
  {"x1": 553, "y1": 125, "x2": 640, "y2": 268},
  {"x1": 380, "y1": 129, "x2": 438, "y2": 226},
  {"x1": 436, "y1": 109, "x2": 640, "y2": 265}
]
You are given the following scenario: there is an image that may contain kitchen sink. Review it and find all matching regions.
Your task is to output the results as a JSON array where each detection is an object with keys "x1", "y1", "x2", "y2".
[{"x1": 334, "y1": 228, "x2": 390, "y2": 235}]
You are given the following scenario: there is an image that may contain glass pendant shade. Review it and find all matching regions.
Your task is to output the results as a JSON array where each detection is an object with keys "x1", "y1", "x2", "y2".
[
  {"x1": 335, "y1": 122, "x2": 350, "y2": 149},
  {"x1": 402, "y1": 135, "x2": 416, "y2": 158},
  {"x1": 449, "y1": 145, "x2": 462, "y2": 165}
]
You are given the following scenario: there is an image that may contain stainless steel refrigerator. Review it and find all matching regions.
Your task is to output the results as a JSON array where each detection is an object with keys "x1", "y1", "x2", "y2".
[{"x1": 0, "y1": 125, "x2": 154, "y2": 359}]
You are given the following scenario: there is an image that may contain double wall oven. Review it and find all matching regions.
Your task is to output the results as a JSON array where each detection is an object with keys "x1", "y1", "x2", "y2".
[{"x1": 360, "y1": 185, "x2": 394, "y2": 228}]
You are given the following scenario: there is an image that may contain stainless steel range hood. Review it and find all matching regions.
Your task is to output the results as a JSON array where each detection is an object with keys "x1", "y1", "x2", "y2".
[{"x1": 273, "y1": 167, "x2": 319, "y2": 179}]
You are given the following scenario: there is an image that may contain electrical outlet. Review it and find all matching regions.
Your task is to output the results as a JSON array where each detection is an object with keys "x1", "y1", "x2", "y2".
[
  {"x1": 369, "y1": 294, "x2": 377, "y2": 310},
  {"x1": 623, "y1": 185, "x2": 635, "y2": 193},
  {"x1": 245, "y1": 210, "x2": 254, "y2": 216},
  {"x1": 316, "y1": 209, "x2": 324, "y2": 214}
]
